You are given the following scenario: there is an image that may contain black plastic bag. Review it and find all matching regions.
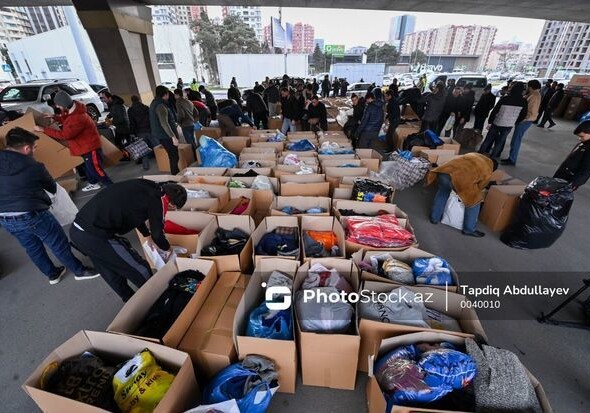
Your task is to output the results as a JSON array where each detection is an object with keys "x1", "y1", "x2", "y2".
[
  {"x1": 501, "y1": 177, "x2": 574, "y2": 249},
  {"x1": 402, "y1": 131, "x2": 443, "y2": 152}
]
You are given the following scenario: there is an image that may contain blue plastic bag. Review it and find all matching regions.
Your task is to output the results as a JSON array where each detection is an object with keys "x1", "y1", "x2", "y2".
[
  {"x1": 203, "y1": 364, "x2": 273, "y2": 413},
  {"x1": 286, "y1": 139, "x2": 315, "y2": 151},
  {"x1": 412, "y1": 257, "x2": 453, "y2": 285},
  {"x1": 198, "y1": 136, "x2": 237, "y2": 167},
  {"x1": 580, "y1": 111, "x2": 590, "y2": 122},
  {"x1": 425, "y1": 129, "x2": 444, "y2": 146},
  {"x1": 246, "y1": 301, "x2": 293, "y2": 340},
  {"x1": 193, "y1": 121, "x2": 203, "y2": 131}
]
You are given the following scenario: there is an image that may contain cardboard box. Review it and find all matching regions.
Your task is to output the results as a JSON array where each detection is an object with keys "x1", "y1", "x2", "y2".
[
  {"x1": 56, "y1": 176, "x2": 78, "y2": 193},
  {"x1": 272, "y1": 164, "x2": 320, "y2": 178},
  {"x1": 227, "y1": 167, "x2": 273, "y2": 177},
  {"x1": 395, "y1": 122, "x2": 421, "y2": 149},
  {"x1": 332, "y1": 187, "x2": 353, "y2": 200},
  {"x1": 195, "y1": 127, "x2": 222, "y2": 140},
  {"x1": 488, "y1": 170, "x2": 527, "y2": 186},
  {"x1": 278, "y1": 156, "x2": 319, "y2": 165},
  {"x1": 0, "y1": 113, "x2": 83, "y2": 178},
  {"x1": 355, "y1": 149, "x2": 383, "y2": 173},
  {"x1": 320, "y1": 131, "x2": 347, "y2": 139},
  {"x1": 280, "y1": 174, "x2": 330, "y2": 197},
  {"x1": 324, "y1": 167, "x2": 369, "y2": 191},
  {"x1": 233, "y1": 259, "x2": 299, "y2": 393},
  {"x1": 221, "y1": 136, "x2": 250, "y2": 156},
  {"x1": 480, "y1": 185, "x2": 526, "y2": 232},
  {"x1": 179, "y1": 272, "x2": 249, "y2": 380},
  {"x1": 240, "y1": 151, "x2": 278, "y2": 162},
  {"x1": 241, "y1": 146, "x2": 279, "y2": 155},
  {"x1": 195, "y1": 215, "x2": 255, "y2": 273},
  {"x1": 235, "y1": 126, "x2": 254, "y2": 137},
  {"x1": 281, "y1": 150, "x2": 318, "y2": 158},
  {"x1": 181, "y1": 183, "x2": 230, "y2": 212},
  {"x1": 294, "y1": 259, "x2": 360, "y2": 389},
  {"x1": 320, "y1": 158, "x2": 362, "y2": 168},
  {"x1": 402, "y1": 105, "x2": 419, "y2": 119},
  {"x1": 99, "y1": 135, "x2": 122, "y2": 167},
  {"x1": 250, "y1": 216, "x2": 300, "y2": 265},
  {"x1": 270, "y1": 196, "x2": 332, "y2": 217},
  {"x1": 108, "y1": 258, "x2": 217, "y2": 348},
  {"x1": 220, "y1": 188, "x2": 254, "y2": 216},
  {"x1": 287, "y1": 131, "x2": 316, "y2": 140},
  {"x1": 300, "y1": 216, "x2": 346, "y2": 261},
  {"x1": 268, "y1": 116, "x2": 282, "y2": 129},
  {"x1": 136, "y1": 211, "x2": 214, "y2": 269},
  {"x1": 179, "y1": 167, "x2": 228, "y2": 177},
  {"x1": 419, "y1": 149, "x2": 458, "y2": 164},
  {"x1": 143, "y1": 174, "x2": 186, "y2": 183},
  {"x1": 23, "y1": 331, "x2": 198, "y2": 413},
  {"x1": 155, "y1": 143, "x2": 195, "y2": 173},
  {"x1": 327, "y1": 119, "x2": 343, "y2": 131},
  {"x1": 366, "y1": 332, "x2": 553, "y2": 413},
  {"x1": 251, "y1": 141, "x2": 285, "y2": 152},
  {"x1": 185, "y1": 175, "x2": 230, "y2": 186},
  {"x1": 357, "y1": 282, "x2": 486, "y2": 372}
]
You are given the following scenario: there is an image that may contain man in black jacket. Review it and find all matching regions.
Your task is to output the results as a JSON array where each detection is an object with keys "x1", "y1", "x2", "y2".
[
  {"x1": 344, "y1": 93, "x2": 365, "y2": 143},
  {"x1": 263, "y1": 80, "x2": 280, "y2": 117},
  {"x1": 385, "y1": 89, "x2": 401, "y2": 151},
  {"x1": 438, "y1": 86, "x2": 462, "y2": 136},
  {"x1": 455, "y1": 84, "x2": 475, "y2": 136},
  {"x1": 0, "y1": 127, "x2": 97, "y2": 284},
  {"x1": 199, "y1": 85, "x2": 218, "y2": 120},
  {"x1": 100, "y1": 91, "x2": 131, "y2": 148},
  {"x1": 534, "y1": 80, "x2": 555, "y2": 124},
  {"x1": 312, "y1": 78, "x2": 320, "y2": 95},
  {"x1": 538, "y1": 83, "x2": 564, "y2": 129},
  {"x1": 554, "y1": 121, "x2": 590, "y2": 190},
  {"x1": 70, "y1": 179, "x2": 187, "y2": 301},
  {"x1": 128, "y1": 95, "x2": 154, "y2": 170},
  {"x1": 218, "y1": 99, "x2": 254, "y2": 136},
  {"x1": 305, "y1": 95, "x2": 328, "y2": 132},
  {"x1": 246, "y1": 91, "x2": 269, "y2": 129},
  {"x1": 280, "y1": 87, "x2": 301, "y2": 134},
  {"x1": 321, "y1": 75, "x2": 331, "y2": 98},
  {"x1": 473, "y1": 84, "x2": 496, "y2": 131},
  {"x1": 253, "y1": 81, "x2": 264, "y2": 94}
]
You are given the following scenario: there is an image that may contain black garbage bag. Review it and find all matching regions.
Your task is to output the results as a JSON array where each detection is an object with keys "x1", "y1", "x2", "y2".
[{"x1": 501, "y1": 177, "x2": 574, "y2": 249}]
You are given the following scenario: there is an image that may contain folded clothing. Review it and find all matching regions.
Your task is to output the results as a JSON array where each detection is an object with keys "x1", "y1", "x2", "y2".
[
  {"x1": 338, "y1": 208, "x2": 391, "y2": 217},
  {"x1": 233, "y1": 169, "x2": 259, "y2": 177},
  {"x1": 201, "y1": 227, "x2": 249, "y2": 256},
  {"x1": 229, "y1": 179, "x2": 249, "y2": 188},
  {"x1": 360, "y1": 287, "x2": 430, "y2": 328},
  {"x1": 303, "y1": 230, "x2": 340, "y2": 258},
  {"x1": 251, "y1": 175, "x2": 273, "y2": 190},
  {"x1": 283, "y1": 153, "x2": 304, "y2": 165},
  {"x1": 164, "y1": 220, "x2": 199, "y2": 235},
  {"x1": 135, "y1": 269, "x2": 206, "y2": 339},
  {"x1": 345, "y1": 214, "x2": 416, "y2": 248},
  {"x1": 255, "y1": 226, "x2": 299, "y2": 257},
  {"x1": 281, "y1": 206, "x2": 327, "y2": 215}
]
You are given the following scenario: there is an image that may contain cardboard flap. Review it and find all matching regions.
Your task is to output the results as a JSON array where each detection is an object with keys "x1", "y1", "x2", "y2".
[{"x1": 280, "y1": 174, "x2": 326, "y2": 184}]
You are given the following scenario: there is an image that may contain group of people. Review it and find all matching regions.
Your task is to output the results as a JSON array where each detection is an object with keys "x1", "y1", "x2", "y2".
[{"x1": 320, "y1": 75, "x2": 350, "y2": 98}]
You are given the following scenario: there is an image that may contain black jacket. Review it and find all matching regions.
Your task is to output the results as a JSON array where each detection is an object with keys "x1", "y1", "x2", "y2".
[
  {"x1": 253, "y1": 84, "x2": 264, "y2": 94},
  {"x1": 457, "y1": 91, "x2": 475, "y2": 122},
  {"x1": 0, "y1": 150, "x2": 56, "y2": 213},
  {"x1": 358, "y1": 100, "x2": 384, "y2": 134},
  {"x1": 422, "y1": 92, "x2": 446, "y2": 122},
  {"x1": 312, "y1": 82, "x2": 320, "y2": 94},
  {"x1": 74, "y1": 179, "x2": 171, "y2": 250},
  {"x1": 386, "y1": 97, "x2": 401, "y2": 125},
  {"x1": 488, "y1": 93, "x2": 528, "y2": 127},
  {"x1": 554, "y1": 140, "x2": 590, "y2": 189},
  {"x1": 202, "y1": 89, "x2": 217, "y2": 108},
  {"x1": 307, "y1": 101, "x2": 328, "y2": 130},
  {"x1": 474, "y1": 92, "x2": 496, "y2": 118},
  {"x1": 246, "y1": 92, "x2": 268, "y2": 115},
  {"x1": 321, "y1": 79, "x2": 331, "y2": 93},
  {"x1": 540, "y1": 87, "x2": 555, "y2": 108},
  {"x1": 547, "y1": 89, "x2": 564, "y2": 110},
  {"x1": 228, "y1": 86, "x2": 241, "y2": 103},
  {"x1": 281, "y1": 94, "x2": 302, "y2": 120},
  {"x1": 264, "y1": 85, "x2": 280, "y2": 104},
  {"x1": 219, "y1": 103, "x2": 253, "y2": 126},
  {"x1": 108, "y1": 95, "x2": 130, "y2": 134},
  {"x1": 127, "y1": 101, "x2": 151, "y2": 134}
]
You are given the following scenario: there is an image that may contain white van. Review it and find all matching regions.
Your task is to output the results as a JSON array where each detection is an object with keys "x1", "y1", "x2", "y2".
[{"x1": 426, "y1": 73, "x2": 488, "y2": 103}]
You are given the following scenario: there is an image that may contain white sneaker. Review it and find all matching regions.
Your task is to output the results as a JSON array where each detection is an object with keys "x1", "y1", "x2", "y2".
[{"x1": 81, "y1": 183, "x2": 101, "y2": 192}]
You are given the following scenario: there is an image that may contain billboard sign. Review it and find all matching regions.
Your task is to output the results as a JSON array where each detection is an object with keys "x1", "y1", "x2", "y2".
[
  {"x1": 271, "y1": 17, "x2": 285, "y2": 49},
  {"x1": 324, "y1": 45, "x2": 345, "y2": 56},
  {"x1": 285, "y1": 23, "x2": 293, "y2": 50}
]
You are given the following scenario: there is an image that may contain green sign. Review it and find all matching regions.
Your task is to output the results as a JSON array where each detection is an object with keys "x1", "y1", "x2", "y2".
[{"x1": 324, "y1": 44, "x2": 345, "y2": 56}]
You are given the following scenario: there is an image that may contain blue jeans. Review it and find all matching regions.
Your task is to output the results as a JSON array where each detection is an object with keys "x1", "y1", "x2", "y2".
[
  {"x1": 182, "y1": 125, "x2": 196, "y2": 149},
  {"x1": 281, "y1": 117, "x2": 297, "y2": 134},
  {"x1": 508, "y1": 121, "x2": 532, "y2": 163},
  {"x1": 0, "y1": 210, "x2": 85, "y2": 277},
  {"x1": 430, "y1": 173, "x2": 481, "y2": 233},
  {"x1": 479, "y1": 125, "x2": 513, "y2": 159}
]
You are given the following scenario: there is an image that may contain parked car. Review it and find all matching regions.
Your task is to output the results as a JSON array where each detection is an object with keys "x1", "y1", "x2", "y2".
[
  {"x1": 346, "y1": 82, "x2": 372, "y2": 97},
  {"x1": 89, "y1": 83, "x2": 108, "y2": 95},
  {"x1": 425, "y1": 73, "x2": 488, "y2": 103},
  {"x1": 0, "y1": 79, "x2": 104, "y2": 120}
]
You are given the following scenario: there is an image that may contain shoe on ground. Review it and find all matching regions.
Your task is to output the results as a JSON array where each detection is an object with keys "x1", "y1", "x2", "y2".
[
  {"x1": 500, "y1": 159, "x2": 515, "y2": 165},
  {"x1": 548, "y1": 123, "x2": 556, "y2": 129},
  {"x1": 74, "y1": 268, "x2": 101, "y2": 281},
  {"x1": 429, "y1": 218, "x2": 440, "y2": 225},
  {"x1": 462, "y1": 230, "x2": 485, "y2": 238},
  {"x1": 49, "y1": 266, "x2": 67, "y2": 285},
  {"x1": 81, "y1": 183, "x2": 101, "y2": 192}
]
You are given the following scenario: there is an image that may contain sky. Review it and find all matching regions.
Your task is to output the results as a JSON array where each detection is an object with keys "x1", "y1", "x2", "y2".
[{"x1": 207, "y1": 6, "x2": 545, "y2": 48}]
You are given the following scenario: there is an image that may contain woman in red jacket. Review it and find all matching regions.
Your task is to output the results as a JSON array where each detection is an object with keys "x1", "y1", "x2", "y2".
[{"x1": 35, "y1": 91, "x2": 113, "y2": 192}]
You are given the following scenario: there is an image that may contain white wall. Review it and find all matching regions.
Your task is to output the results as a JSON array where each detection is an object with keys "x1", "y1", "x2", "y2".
[
  {"x1": 153, "y1": 25, "x2": 196, "y2": 85},
  {"x1": 7, "y1": 26, "x2": 105, "y2": 84},
  {"x1": 217, "y1": 54, "x2": 309, "y2": 88},
  {"x1": 330, "y1": 63, "x2": 385, "y2": 85}
]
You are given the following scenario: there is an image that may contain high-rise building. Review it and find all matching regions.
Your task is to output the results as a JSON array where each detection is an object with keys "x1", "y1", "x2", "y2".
[
  {"x1": 221, "y1": 6, "x2": 263, "y2": 41},
  {"x1": 389, "y1": 14, "x2": 416, "y2": 51},
  {"x1": 174, "y1": 6, "x2": 191, "y2": 26},
  {"x1": 189, "y1": 6, "x2": 207, "y2": 23},
  {"x1": 402, "y1": 25, "x2": 496, "y2": 70},
  {"x1": 487, "y1": 42, "x2": 535, "y2": 72},
  {"x1": 24, "y1": 6, "x2": 66, "y2": 35},
  {"x1": 263, "y1": 24, "x2": 272, "y2": 48},
  {"x1": 292, "y1": 23, "x2": 315, "y2": 54},
  {"x1": 0, "y1": 7, "x2": 34, "y2": 48},
  {"x1": 532, "y1": 20, "x2": 590, "y2": 76},
  {"x1": 151, "y1": 6, "x2": 178, "y2": 26}
]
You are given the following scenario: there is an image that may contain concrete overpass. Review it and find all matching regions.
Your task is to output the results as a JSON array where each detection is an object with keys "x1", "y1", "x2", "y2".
[{"x1": 5, "y1": 0, "x2": 589, "y2": 101}]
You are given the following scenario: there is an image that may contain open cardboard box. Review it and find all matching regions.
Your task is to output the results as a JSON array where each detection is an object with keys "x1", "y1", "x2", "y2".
[
  {"x1": 356, "y1": 281, "x2": 486, "y2": 373},
  {"x1": 107, "y1": 258, "x2": 217, "y2": 348},
  {"x1": 339, "y1": 177, "x2": 395, "y2": 202},
  {"x1": 268, "y1": 117, "x2": 283, "y2": 129},
  {"x1": 320, "y1": 158, "x2": 362, "y2": 168},
  {"x1": 480, "y1": 185, "x2": 527, "y2": 232},
  {"x1": 355, "y1": 149, "x2": 383, "y2": 173},
  {"x1": 179, "y1": 272, "x2": 249, "y2": 381},
  {"x1": 238, "y1": 158, "x2": 277, "y2": 168},
  {"x1": 318, "y1": 153, "x2": 357, "y2": 161},
  {"x1": 366, "y1": 331, "x2": 553, "y2": 413},
  {"x1": 488, "y1": 169, "x2": 527, "y2": 186},
  {"x1": 181, "y1": 183, "x2": 230, "y2": 212},
  {"x1": 99, "y1": 135, "x2": 122, "y2": 168},
  {"x1": 281, "y1": 150, "x2": 318, "y2": 158},
  {"x1": 278, "y1": 156, "x2": 319, "y2": 165},
  {"x1": 352, "y1": 247, "x2": 460, "y2": 292},
  {"x1": 195, "y1": 127, "x2": 222, "y2": 140},
  {"x1": 233, "y1": 258, "x2": 299, "y2": 393},
  {"x1": 220, "y1": 188, "x2": 254, "y2": 216},
  {"x1": 179, "y1": 167, "x2": 228, "y2": 177},
  {"x1": 23, "y1": 330, "x2": 199, "y2": 413},
  {"x1": 419, "y1": 149, "x2": 458, "y2": 164},
  {"x1": 250, "y1": 216, "x2": 300, "y2": 265},
  {"x1": 300, "y1": 216, "x2": 346, "y2": 262},
  {"x1": 142, "y1": 174, "x2": 187, "y2": 183},
  {"x1": 235, "y1": 126, "x2": 254, "y2": 136},
  {"x1": 221, "y1": 136, "x2": 250, "y2": 156},
  {"x1": 324, "y1": 166, "x2": 369, "y2": 191},
  {"x1": 195, "y1": 215, "x2": 255, "y2": 273},
  {"x1": 239, "y1": 151, "x2": 278, "y2": 161},
  {"x1": 155, "y1": 143, "x2": 195, "y2": 173},
  {"x1": 273, "y1": 164, "x2": 320, "y2": 178},
  {"x1": 227, "y1": 167, "x2": 273, "y2": 177},
  {"x1": 280, "y1": 174, "x2": 330, "y2": 197},
  {"x1": 270, "y1": 196, "x2": 332, "y2": 217},
  {"x1": 294, "y1": 259, "x2": 360, "y2": 390},
  {"x1": 395, "y1": 122, "x2": 421, "y2": 149},
  {"x1": 136, "y1": 211, "x2": 214, "y2": 269},
  {"x1": 251, "y1": 141, "x2": 285, "y2": 152},
  {"x1": 185, "y1": 175, "x2": 230, "y2": 186},
  {"x1": 333, "y1": 187, "x2": 354, "y2": 200},
  {"x1": 241, "y1": 146, "x2": 279, "y2": 155},
  {"x1": 327, "y1": 119, "x2": 343, "y2": 131},
  {"x1": 287, "y1": 131, "x2": 317, "y2": 140}
]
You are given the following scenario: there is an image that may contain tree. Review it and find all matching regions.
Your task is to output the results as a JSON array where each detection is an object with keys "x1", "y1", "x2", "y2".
[
  {"x1": 365, "y1": 43, "x2": 400, "y2": 66},
  {"x1": 192, "y1": 13, "x2": 262, "y2": 83},
  {"x1": 312, "y1": 44, "x2": 327, "y2": 73},
  {"x1": 410, "y1": 49, "x2": 428, "y2": 65}
]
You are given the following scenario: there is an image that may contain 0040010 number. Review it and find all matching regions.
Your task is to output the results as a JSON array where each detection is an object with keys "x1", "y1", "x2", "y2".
[{"x1": 460, "y1": 300, "x2": 501, "y2": 309}]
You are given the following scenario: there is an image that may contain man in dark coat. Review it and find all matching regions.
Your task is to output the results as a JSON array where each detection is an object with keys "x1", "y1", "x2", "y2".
[
  {"x1": 473, "y1": 84, "x2": 497, "y2": 131},
  {"x1": 554, "y1": 121, "x2": 590, "y2": 190},
  {"x1": 538, "y1": 83, "x2": 564, "y2": 129},
  {"x1": 246, "y1": 91, "x2": 268, "y2": 130}
]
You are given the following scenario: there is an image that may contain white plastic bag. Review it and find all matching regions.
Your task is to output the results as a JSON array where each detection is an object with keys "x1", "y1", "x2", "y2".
[
  {"x1": 336, "y1": 109, "x2": 349, "y2": 127},
  {"x1": 47, "y1": 184, "x2": 78, "y2": 226},
  {"x1": 295, "y1": 287, "x2": 353, "y2": 333},
  {"x1": 444, "y1": 113, "x2": 456, "y2": 132},
  {"x1": 441, "y1": 191, "x2": 464, "y2": 230},
  {"x1": 142, "y1": 241, "x2": 176, "y2": 270}
]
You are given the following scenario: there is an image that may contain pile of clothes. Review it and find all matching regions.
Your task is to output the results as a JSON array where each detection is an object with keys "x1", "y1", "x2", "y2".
[
  {"x1": 240, "y1": 161, "x2": 263, "y2": 169},
  {"x1": 318, "y1": 141, "x2": 355, "y2": 155},
  {"x1": 344, "y1": 215, "x2": 416, "y2": 249},
  {"x1": 227, "y1": 197, "x2": 250, "y2": 215},
  {"x1": 164, "y1": 220, "x2": 199, "y2": 235},
  {"x1": 374, "y1": 342, "x2": 476, "y2": 409},
  {"x1": 247, "y1": 271, "x2": 293, "y2": 340},
  {"x1": 360, "y1": 286, "x2": 461, "y2": 331},
  {"x1": 358, "y1": 255, "x2": 454, "y2": 286},
  {"x1": 266, "y1": 130, "x2": 286, "y2": 142},
  {"x1": 255, "y1": 226, "x2": 299, "y2": 258},
  {"x1": 282, "y1": 154, "x2": 306, "y2": 166},
  {"x1": 303, "y1": 230, "x2": 340, "y2": 258},
  {"x1": 280, "y1": 206, "x2": 326, "y2": 215},
  {"x1": 229, "y1": 176, "x2": 274, "y2": 191},
  {"x1": 295, "y1": 263, "x2": 354, "y2": 333},
  {"x1": 286, "y1": 139, "x2": 316, "y2": 152},
  {"x1": 135, "y1": 270, "x2": 205, "y2": 339},
  {"x1": 41, "y1": 349, "x2": 175, "y2": 412},
  {"x1": 352, "y1": 178, "x2": 394, "y2": 203},
  {"x1": 201, "y1": 227, "x2": 249, "y2": 256},
  {"x1": 186, "y1": 189, "x2": 211, "y2": 199}
]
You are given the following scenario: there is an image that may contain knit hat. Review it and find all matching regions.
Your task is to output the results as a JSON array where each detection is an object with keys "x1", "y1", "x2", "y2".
[{"x1": 53, "y1": 91, "x2": 74, "y2": 109}]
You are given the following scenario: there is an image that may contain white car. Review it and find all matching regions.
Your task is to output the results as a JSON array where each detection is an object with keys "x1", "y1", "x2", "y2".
[{"x1": 0, "y1": 79, "x2": 104, "y2": 120}]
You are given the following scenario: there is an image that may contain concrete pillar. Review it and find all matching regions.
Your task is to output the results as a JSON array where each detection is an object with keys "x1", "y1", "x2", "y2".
[{"x1": 72, "y1": 0, "x2": 160, "y2": 104}]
